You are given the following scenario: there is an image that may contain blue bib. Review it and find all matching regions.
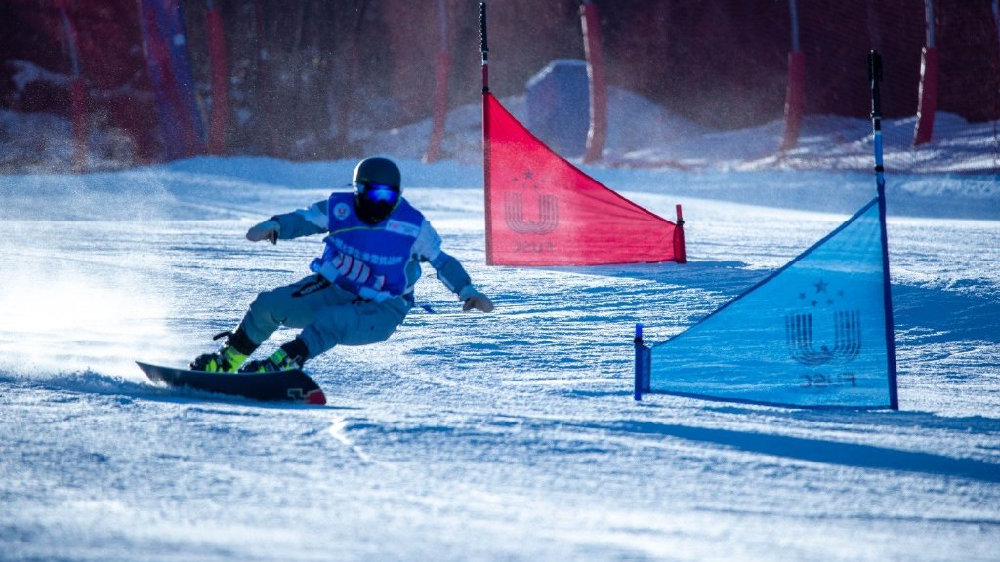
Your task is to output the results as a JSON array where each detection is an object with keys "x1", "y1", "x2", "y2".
[{"x1": 310, "y1": 192, "x2": 425, "y2": 302}]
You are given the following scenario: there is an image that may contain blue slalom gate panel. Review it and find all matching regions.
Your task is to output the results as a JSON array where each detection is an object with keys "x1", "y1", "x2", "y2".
[{"x1": 639, "y1": 198, "x2": 897, "y2": 409}]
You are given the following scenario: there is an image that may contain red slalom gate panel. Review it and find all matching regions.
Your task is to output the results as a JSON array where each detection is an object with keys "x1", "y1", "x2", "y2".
[{"x1": 483, "y1": 93, "x2": 684, "y2": 266}]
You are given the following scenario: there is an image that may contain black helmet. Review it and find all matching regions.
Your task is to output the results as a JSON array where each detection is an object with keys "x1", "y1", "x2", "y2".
[{"x1": 353, "y1": 157, "x2": 401, "y2": 223}]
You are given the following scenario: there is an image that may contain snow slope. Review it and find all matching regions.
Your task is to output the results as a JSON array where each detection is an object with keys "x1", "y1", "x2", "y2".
[{"x1": 1, "y1": 98, "x2": 999, "y2": 560}]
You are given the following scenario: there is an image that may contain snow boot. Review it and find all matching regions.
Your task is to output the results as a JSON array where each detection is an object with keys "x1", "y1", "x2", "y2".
[
  {"x1": 239, "y1": 339, "x2": 309, "y2": 373},
  {"x1": 190, "y1": 328, "x2": 258, "y2": 373}
]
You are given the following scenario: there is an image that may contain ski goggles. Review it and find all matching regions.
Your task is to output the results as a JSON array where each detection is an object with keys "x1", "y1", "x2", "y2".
[{"x1": 356, "y1": 181, "x2": 400, "y2": 204}]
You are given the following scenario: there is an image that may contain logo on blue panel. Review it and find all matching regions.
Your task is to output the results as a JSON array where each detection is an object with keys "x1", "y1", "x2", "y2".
[{"x1": 785, "y1": 278, "x2": 861, "y2": 366}]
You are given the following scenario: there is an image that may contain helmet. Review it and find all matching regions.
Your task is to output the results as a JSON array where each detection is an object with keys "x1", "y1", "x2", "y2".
[{"x1": 353, "y1": 157, "x2": 401, "y2": 223}]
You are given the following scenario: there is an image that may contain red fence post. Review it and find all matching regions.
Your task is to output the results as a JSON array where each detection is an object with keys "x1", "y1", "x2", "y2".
[
  {"x1": 206, "y1": 0, "x2": 229, "y2": 155},
  {"x1": 581, "y1": 0, "x2": 607, "y2": 164},
  {"x1": 424, "y1": 0, "x2": 450, "y2": 163},
  {"x1": 779, "y1": 0, "x2": 805, "y2": 152},
  {"x1": 779, "y1": 52, "x2": 806, "y2": 152},
  {"x1": 914, "y1": 0, "x2": 938, "y2": 146},
  {"x1": 59, "y1": 2, "x2": 87, "y2": 172}
]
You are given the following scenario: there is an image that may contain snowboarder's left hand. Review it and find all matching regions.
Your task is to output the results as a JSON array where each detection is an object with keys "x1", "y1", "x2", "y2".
[
  {"x1": 462, "y1": 291, "x2": 494, "y2": 313},
  {"x1": 247, "y1": 220, "x2": 279, "y2": 244}
]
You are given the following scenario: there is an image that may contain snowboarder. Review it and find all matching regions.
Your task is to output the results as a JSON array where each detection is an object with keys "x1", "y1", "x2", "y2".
[{"x1": 191, "y1": 156, "x2": 495, "y2": 373}]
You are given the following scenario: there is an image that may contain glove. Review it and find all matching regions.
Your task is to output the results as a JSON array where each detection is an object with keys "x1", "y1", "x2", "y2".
[
  {"x1": 246, "y1": 220, "x2": 279, "y2": 244},
  {"x1": 462, "y1": 291, "x2": 494, "y2": 313}
]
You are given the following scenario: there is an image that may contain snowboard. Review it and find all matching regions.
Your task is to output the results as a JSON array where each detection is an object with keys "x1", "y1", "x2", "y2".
[{"x1": 137, "y1": 361, "x2": 327, "y2": 405}]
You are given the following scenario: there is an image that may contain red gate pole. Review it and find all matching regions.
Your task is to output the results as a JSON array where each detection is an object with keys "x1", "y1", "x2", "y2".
[{"x1": 673, "y1": 204, "x2": 687, "y2": 264}]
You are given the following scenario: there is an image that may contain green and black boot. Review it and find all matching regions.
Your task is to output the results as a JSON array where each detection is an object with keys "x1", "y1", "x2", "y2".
[
  {"x1": 239, "y1": 338, "x2": 309, "y2": 373},
  {"x1": 190, "y1": 328, "x2": 258, "y2": 373}
]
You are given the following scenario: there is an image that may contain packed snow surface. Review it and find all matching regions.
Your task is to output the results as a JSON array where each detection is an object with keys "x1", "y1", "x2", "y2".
[{"x1": 1, "y1": 99, "x2": 998, "y2": 560}]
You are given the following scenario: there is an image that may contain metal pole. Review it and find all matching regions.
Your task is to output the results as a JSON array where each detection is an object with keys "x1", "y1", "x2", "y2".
[
  {"x1": 868, "y1": 50, "x2": 898, "y2": 410},
  {"x1": 480, "y1": 2, "x2": 489, "y2": 93},
  {"x1": 789, "y1": 0, "x2": 800, "y2": 52},
  {"x1": 634, "y1": 324, "x2": 645, "y2": 401},
  {"x1": 480, "y1": 2, "x2": 494, "y2": 264}
]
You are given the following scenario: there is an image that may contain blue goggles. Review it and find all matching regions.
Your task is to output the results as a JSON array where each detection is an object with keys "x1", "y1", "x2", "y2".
[{"x1": 356, "y1": 181, "x2": 400, "y2": 204}]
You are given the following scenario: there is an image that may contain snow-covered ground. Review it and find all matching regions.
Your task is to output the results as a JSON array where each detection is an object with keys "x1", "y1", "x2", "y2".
[{"x1": 1, "y1": 93, "x2": 998, "y2": 560}]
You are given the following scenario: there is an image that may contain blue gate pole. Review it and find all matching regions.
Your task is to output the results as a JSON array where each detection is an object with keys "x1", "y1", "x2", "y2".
[
  {"x1": 634, "y1": 323, "x2": 645, "y2": 401},
  {"x1": 868, "y1": 50, "x2": 899, "y2": 410}
]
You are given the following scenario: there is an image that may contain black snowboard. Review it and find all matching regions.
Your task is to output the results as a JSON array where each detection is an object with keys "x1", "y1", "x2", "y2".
[{"x1": 137, "y1": 361, "x2": 327, "y2": 405}]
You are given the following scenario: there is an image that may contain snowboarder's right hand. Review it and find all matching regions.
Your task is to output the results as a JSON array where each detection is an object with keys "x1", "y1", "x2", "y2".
[
  {"x1": 247, "y1": 220, "x2": 279, "y2": 244},
  {"x1": 462, "y1": 291, "x2": 495, "y2": 313}
]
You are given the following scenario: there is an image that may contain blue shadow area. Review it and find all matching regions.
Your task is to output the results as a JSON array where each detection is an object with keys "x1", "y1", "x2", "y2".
[
  {"x1": 603, "y1": 420, "x2": 1000, "y2": 483},
  {"x1": 893, "y1": 283, "x2": 1000, "y2": 344}
]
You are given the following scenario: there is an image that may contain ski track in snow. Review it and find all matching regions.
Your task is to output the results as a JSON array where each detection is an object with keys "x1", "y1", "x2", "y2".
[{"x1": 1, "y1": 156, "x2": 998, "y2": 560}]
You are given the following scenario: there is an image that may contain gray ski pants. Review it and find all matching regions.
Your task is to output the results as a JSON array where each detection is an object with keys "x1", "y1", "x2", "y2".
[{"x1": 238, "y1": 274, "x2": 410, "y2": 358}]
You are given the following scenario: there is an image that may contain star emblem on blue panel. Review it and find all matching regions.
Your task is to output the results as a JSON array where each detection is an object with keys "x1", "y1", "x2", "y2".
[{"x1": 798, "y1": 279, "x2": 846, "y2": 308}]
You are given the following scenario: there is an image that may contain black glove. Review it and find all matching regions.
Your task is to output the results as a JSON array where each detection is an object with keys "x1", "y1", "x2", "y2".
[{"x1": 461, "y1": 290, "x2": 494, "y2": 312}]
